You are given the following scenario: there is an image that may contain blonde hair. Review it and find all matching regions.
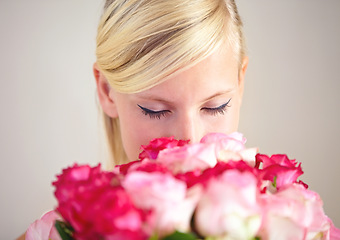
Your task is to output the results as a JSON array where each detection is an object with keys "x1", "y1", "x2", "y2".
[{"x1": 95, "y1": 0, "x2": 246, "y2": 166}]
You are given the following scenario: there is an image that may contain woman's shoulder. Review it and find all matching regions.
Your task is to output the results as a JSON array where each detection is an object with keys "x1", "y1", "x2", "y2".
[{"x1": 16, "y1": 234, "x2": 25, "y2": 240}]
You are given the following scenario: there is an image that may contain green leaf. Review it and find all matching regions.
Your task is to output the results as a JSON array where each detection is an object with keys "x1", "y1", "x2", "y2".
[
  {"x1": 162, "y1": 231, "x2": 197, "y2": 240},
  {"x1": 272, "y1": 176, "x2": 277, "y2": 188},
  {"x1": 148, "y1": 234, "x2": 159, "y2": 240},
  {"x1": 55, "y1": 220, "x2": 75, "y2": 240}
]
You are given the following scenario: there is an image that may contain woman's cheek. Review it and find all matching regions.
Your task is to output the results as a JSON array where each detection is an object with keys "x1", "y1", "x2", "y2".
[{"x1": 127, "y1": 119, "x2": 165, "y2": 159}]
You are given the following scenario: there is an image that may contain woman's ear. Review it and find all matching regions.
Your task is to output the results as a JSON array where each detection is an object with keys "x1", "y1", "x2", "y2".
[
  {"x1": 93, "y1": 63, "x2": 119, "y2": 118},
  {"x1": 238, "y1": 56, "x2": 249, "y2": 102}
]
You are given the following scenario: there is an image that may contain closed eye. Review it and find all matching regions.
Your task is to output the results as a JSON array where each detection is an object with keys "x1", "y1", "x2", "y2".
[
  {"x1": 201, "y1": 98, "x2": 231, "y2": 116},
  {"x1": 137, "y1": 104, "x2": 171, "y2": 120}
]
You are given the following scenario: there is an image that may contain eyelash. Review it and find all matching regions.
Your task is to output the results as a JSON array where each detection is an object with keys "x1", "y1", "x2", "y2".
[
  {"x1": 138, "y1": 105, "x2": 171, "y2": 120},
  {"x1": 202, "y1": 98, "x2": 232, "y2": 116},
  {"x1": 138, "y1": 98, "x2": 231, "y2": 119}
]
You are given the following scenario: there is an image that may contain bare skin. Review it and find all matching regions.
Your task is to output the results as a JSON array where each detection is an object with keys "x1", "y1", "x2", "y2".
[
  {"x1": 16, "y1": 234, "x2": 25, "y2": 240},
  {"x1": 95, "y1": 44, "x2": 248, "y2": 162}
]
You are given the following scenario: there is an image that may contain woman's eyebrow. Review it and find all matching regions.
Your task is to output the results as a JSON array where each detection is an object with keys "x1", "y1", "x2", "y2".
[
  {"x1": 133, "y1": 94, "x2": 174, "y2": 103},
  {"x1": 202, "y1": 90, "x2": 235, "y2": 102},
  {"x1": 133, "y1": 90, "x2": 235, "y2": 107},
  {"x1": 134, "y1": 89, "x2": 235, "y2": 102}
]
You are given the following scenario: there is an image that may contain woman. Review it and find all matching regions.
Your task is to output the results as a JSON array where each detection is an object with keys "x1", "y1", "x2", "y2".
[
  {"x1": 94, "y1": 0, "x2": 248, "y2": 166},
  {"x1": 18, "y1": 0, "x2": 247, "y2": 238}
]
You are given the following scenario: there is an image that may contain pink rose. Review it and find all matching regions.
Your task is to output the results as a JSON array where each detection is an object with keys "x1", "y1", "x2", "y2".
[
  {"x1": 25, "y1": 210, "x2": 61, "y2": 240},
  {"x1": 194, "y1": 170, "x2": 262, "y2": 239},
  {"x1": 201, "y1": 132, "x2": 258, "y2": 164},
  {"x1": 138, "y1": 137, "x2": 189, "y2": 160},
  {"x1": 329, "y1": 218, "x2": 340, "y2": 240},
  {"x1": 122, "y1": 171, "x2": 200, "y2": 237},
  {"x1": 157, "y1": 142, "x2": 217, "y2": 174},
  {"x1": 259, "y1": 184, "x2": 334, "y2": 240},
  {"x1": 200, "y1": 132, "x2": 246, "y2": 148}
]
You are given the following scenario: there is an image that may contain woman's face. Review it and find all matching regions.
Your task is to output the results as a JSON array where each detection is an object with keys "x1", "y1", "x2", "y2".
[{"x1": 97, "y1": 44, "x2": 248, "y2": 162}]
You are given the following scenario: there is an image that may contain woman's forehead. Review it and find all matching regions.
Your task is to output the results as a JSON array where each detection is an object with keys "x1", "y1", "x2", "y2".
[{"x1": 123, "y1": 55, "x2": 238, "y2": 106}]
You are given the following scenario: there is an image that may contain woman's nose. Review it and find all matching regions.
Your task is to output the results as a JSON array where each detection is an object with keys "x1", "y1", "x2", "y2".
[{"x1": 172, "y1": 113, "x2": 203, "y2": 143}]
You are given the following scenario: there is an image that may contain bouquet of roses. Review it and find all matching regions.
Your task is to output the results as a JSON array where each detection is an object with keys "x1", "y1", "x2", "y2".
[{"x1": 26, "y1": 133, "x2": 340, "y2": 240}]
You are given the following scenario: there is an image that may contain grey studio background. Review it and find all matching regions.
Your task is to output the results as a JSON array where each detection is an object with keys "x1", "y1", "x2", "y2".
[{"x1": 0, "y1": 1, "x2": 339, "y2": 239}]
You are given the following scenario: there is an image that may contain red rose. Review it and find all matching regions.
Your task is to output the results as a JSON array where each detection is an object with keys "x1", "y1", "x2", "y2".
[
  {"x1": 177, "y1": 160, "x2": 258, "y2": 188},
  {"x1": 116, "y1": 159, "x2": 170, "y2": 176},
  {"x1": 53, "y1": 164, "x2": 115, "y2": 204},
  {"x1": 73, "y1": 186, "x2": 148, "y2": 240},
  {"x1": 53, "y1": 164, "x2": 149, "y2": 240},
  {"x1": 138, "y1": 137, "x2": 189, "y2": 160},
  {"x1": 255, "y1": 154, "x2": 307, "y2": 191}
]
